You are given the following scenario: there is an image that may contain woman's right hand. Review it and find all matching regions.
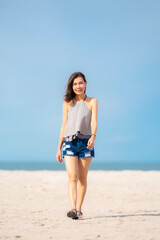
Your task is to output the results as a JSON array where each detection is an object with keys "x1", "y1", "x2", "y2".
[{"x1": 56, "y1": 149, "x2": 63, "y2": 163}]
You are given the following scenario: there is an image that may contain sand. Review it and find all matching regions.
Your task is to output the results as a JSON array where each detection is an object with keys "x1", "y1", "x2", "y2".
[{"x1": 0, "y1": 170, "x2": 160, "y2": 240}]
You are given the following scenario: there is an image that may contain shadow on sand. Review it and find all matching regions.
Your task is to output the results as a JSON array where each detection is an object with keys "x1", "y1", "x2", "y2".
[{"x1": 78, "y1": 212, "x2": 160, "y2": 221}]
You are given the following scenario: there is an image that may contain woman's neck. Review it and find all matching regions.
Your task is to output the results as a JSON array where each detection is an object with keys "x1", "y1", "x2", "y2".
[{"x1": 74, "y1": 93, "x2": 86, "y2": 102}]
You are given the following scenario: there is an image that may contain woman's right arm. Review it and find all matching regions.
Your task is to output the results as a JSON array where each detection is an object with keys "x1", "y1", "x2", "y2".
[
  {"x1": 56, "y1": 101, "x2": 68, "y2": 163},
  {"x1": 57, "y1": 100, "x2": 68, "y2": 151}
]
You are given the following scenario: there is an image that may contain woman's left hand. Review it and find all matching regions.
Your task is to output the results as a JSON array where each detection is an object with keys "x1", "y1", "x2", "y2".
[{"x1": 87, "y1": 135, "x2": 95, "y2": 149}]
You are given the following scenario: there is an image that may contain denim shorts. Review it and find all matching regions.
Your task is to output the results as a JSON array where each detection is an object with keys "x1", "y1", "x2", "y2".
[{"x1": 62, "y1": 138, "x2": 95, "y2": 159}]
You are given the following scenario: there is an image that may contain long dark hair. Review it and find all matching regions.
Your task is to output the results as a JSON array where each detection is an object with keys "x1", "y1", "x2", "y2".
[{"x1": 64, "y1": 72, "x2": 87, "y2": 102}]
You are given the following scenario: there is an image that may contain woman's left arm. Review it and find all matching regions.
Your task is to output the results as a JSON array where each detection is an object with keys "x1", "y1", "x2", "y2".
[{"x1": 87, "y1": 98, "x2": 98, "y2": 149}]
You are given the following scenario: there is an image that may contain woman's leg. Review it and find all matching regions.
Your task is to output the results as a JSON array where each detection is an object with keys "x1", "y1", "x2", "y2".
[
  {"x1": 77, "y1": 157, "x2": 92, "y2": 212},
  {"x1": 64, "y1": 156, "x2": 79, "y2": 210}
]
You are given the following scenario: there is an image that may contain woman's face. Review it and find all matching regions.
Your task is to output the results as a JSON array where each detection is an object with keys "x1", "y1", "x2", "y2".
[{"x1": 72, "y1": 77, "x2": 86, "y2": 95}]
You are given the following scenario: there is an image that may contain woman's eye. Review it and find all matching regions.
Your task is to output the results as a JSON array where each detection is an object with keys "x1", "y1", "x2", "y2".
[{"x1": 74, "y1": 82, "x2": 83, "y2": 85}]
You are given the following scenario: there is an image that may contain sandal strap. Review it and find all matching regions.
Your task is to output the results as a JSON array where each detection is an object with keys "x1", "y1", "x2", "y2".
[
  {"x1": 72, "y1": 209, "x2": 77, "y2": 212},
  {"x1": 77, "y1": 211, "x2": 83, "y2": 215}
]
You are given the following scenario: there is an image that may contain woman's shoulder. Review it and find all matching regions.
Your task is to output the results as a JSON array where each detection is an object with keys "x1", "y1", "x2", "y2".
[
  {"x1": 63, "y1": 99, "x2": 73, "y2": 111},
  {"x1": 87, "y1": 96, "x2": 98, "y2": 104}
]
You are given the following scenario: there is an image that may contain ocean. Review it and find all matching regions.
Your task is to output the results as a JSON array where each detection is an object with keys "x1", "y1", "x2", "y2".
[{"x1": 0, "y1": 161, "x2": 160, "y2": 171}]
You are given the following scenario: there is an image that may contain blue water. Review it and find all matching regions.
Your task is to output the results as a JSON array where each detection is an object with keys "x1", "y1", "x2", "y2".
[{"x1": 0, "y1": 162, "x2": 160, "y2": 171}]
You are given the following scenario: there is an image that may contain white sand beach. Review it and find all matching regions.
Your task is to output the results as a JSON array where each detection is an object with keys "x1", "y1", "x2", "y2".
[{"x1": 0, "y1": 170, "x2": 160, "y2": 240}]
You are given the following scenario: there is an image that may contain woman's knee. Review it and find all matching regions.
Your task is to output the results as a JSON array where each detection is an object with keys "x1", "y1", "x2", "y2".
[
  {"x1": 78, "y1": 175, "x2": 87, "y2": 185},
  {"x1": 68, "y1": 174, "x2": 78, "y2": 183}
]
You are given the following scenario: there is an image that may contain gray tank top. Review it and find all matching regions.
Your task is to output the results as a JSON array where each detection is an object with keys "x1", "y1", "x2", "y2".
[{"x1": 63, "y1": 95, "x2": 92, "y2": 142}]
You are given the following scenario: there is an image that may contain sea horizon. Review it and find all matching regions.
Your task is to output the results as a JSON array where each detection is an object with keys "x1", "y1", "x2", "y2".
[{"x1": 0, "y1": 161, "x2": 160, "y2": 171}]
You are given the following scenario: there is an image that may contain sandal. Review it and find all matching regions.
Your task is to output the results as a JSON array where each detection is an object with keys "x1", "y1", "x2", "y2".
[
  {"x1": 77, "y1": 211, "x2": 83, "y2": 218},
  {"x1": 67, "y1": 209, "x2": 78, "y2": 219}
]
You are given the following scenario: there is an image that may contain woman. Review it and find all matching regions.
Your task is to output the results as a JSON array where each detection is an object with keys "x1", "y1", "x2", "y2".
[{"x1": 56, "y1": 72, "x2": 98, "y2": 220}]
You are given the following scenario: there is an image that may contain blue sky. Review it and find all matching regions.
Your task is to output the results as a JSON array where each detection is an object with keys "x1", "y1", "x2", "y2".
[{"x1": 0, "y1": 0, "x2": 160, "y2": 162}]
